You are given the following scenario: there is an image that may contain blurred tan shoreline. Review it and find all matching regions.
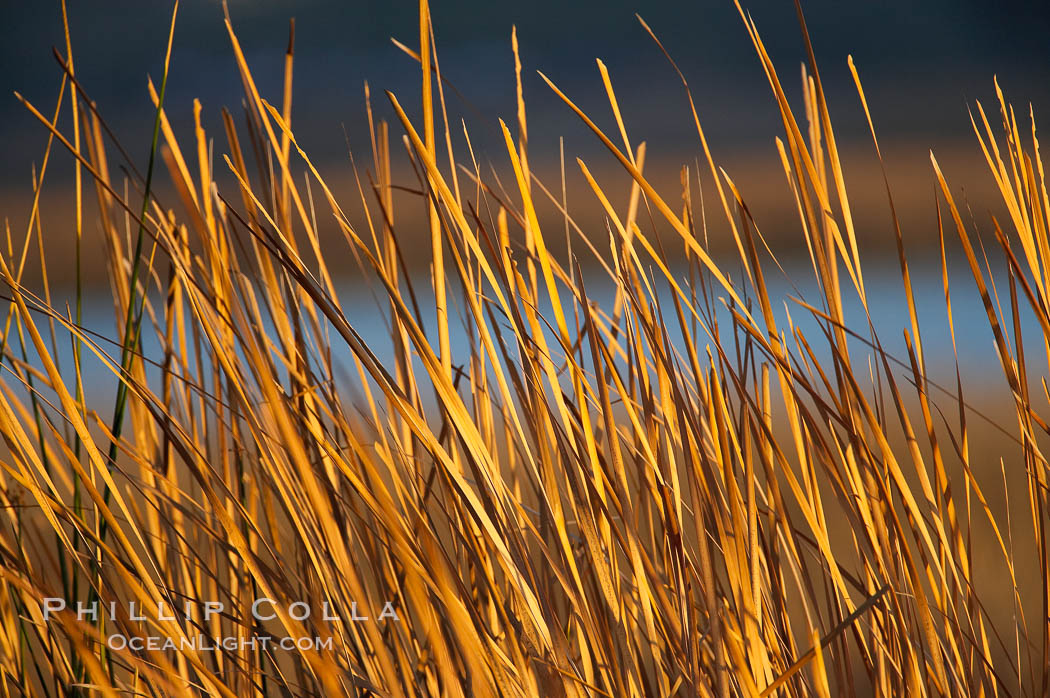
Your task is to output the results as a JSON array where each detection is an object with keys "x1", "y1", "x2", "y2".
[{"x1": 0, "y1": 137, "x2": 1009, "y2": 291}]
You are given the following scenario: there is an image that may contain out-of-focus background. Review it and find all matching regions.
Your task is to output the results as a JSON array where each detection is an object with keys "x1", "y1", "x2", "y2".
[{"x1": 2, "y1": 0, "x2": 1049, "y2": 285}]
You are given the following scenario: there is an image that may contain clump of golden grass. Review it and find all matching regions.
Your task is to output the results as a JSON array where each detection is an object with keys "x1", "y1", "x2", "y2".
[{"x1": 1, "y1": 0, "x2": 1049, "y2": 695}]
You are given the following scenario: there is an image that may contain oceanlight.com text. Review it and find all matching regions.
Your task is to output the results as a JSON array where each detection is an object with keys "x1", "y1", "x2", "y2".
[{"x1": 106, "y1": 634, "x2": 335, "y2": 652}]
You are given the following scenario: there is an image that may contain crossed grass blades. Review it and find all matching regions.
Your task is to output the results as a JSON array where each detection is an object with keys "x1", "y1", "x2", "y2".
[{"x1": 1, "y1": 0, "x2": 1048, "y2": 695}]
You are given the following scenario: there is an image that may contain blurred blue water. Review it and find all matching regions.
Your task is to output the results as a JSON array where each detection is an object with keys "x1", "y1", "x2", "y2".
[{"x1": 13, "y1": 259, "x2": 1031, "y2": 418}]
